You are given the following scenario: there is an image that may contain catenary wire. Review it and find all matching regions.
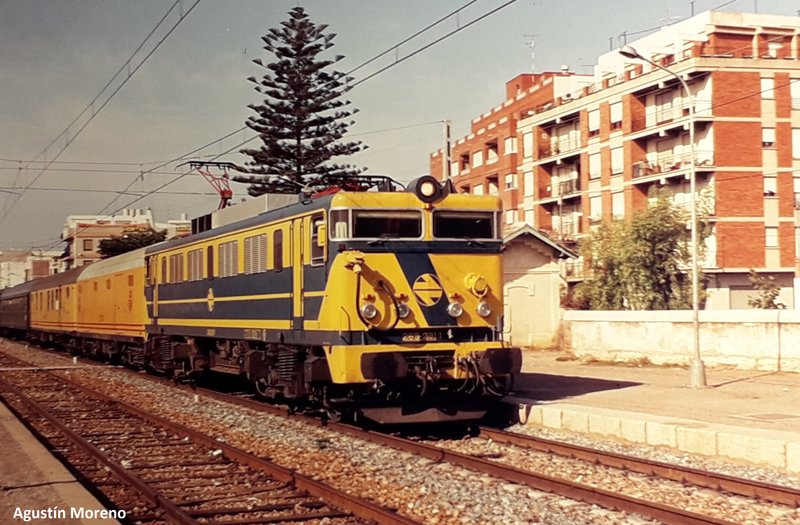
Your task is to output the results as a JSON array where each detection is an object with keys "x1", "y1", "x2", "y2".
[{"x1": 0, "y1": 0, "x2": 202, "y2": 225}]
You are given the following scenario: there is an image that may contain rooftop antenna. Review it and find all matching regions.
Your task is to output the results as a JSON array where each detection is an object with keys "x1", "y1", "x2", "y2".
[
  {"x1": 524, "y1": 33, "x2": 540, "y2": 72},
  {"x1": 659, "y1": 7, "x2": 682, "y2": 26}
]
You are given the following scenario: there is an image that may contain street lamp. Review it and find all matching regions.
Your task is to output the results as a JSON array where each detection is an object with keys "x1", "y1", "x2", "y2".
[{"x1": 619, "y1": 44, "x2": 707, "y2": 388}]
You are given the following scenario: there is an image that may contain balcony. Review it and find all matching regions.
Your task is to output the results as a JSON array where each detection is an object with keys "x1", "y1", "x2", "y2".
[
  {"x1": 631, "y1": 101, "x2": 713, "y2": 133},
  {"x1": 632, "y1": 151, "x2": 715, "y2": 180},
  {"x1": 538, "y1": 138, "x2": 581, "y2": 161},
  {"x1": 558, "y1": 179, "x2": 581, "y2": 197},
  {"x1": 565, "y1": 260, "x2": 584, "y2": 279}
]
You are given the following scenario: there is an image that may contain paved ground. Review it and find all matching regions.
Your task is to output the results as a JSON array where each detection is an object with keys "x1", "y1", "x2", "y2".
[
  {"x1": 514, "y1": 349, "x2": 800, "y2": 433},
  {"x1": 0, "y1": 402, "x2": 119, "y2": 524},
  {"x1": 511, "y1": 349, "x2": 800, "y2": 472}
]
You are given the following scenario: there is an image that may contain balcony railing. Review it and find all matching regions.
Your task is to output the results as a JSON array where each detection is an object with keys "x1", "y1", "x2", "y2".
[
  {"x1": 631, "y1": 101, "x2": 713, "y2": 132},
  {"x1": 558, "y1": 179, "x2": 580, "y2": 196},
  {"x1": 565, "y1": 260, "x2": 584, "y2": 278},
  {"x1": 539, "y1": 138, "x2": 580, "y2": 159},
  {"x1": 632, "y1": 151, "x2": 715, "y2": 178}
]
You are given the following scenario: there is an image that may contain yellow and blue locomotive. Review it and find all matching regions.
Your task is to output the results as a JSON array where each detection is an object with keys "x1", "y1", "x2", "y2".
[{"x1": 0, "y1": 176, "x2": 520, "y2": 423}]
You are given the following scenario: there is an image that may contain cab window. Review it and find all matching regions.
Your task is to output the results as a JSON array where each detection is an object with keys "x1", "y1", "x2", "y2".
[
  {"x1": 352, "y1": 210, "x2": 422, "y2": 239},
  {"x1": 310, "y1": 213, "x2": 325, "y2": 265},
  {"x1": 432, "y1": 211, "x2": 496, "y2": 240}
]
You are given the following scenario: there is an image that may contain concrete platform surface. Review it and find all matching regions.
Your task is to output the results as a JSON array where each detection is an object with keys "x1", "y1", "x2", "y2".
[
  {"x1": 0, "y1": 401, "x2": 120, "y2": 524},
  {"x1": 512, "y1": 349, "x2": 800, "y2": 473}
]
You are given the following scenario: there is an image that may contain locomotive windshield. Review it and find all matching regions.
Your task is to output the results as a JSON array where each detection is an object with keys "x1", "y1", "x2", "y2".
[
  {"x1": 432, "y1": 211, "x2": 498, "y2": 240},
  {"x1": 331, "y1": 209, "x2": 422, "y2": 239}
]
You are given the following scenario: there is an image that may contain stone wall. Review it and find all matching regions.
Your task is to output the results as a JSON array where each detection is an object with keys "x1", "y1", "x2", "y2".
[{"x1": 561, "y1": 310, "x2": 800, "y2": 372}]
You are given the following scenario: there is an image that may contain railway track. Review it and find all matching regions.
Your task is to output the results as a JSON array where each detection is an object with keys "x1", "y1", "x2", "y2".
[
  {"x1": 0, "y1": 352, "x2": 417, "y2": 525},
  {"x1": 3, "y1": 341, "x2": 799, "y2": 524},
  {"x1": 146, "y1": 379, "x2": 796, "y2": 524},
  {"x1": 477, "y1": 426, "x2": 800, "y2": 507}
]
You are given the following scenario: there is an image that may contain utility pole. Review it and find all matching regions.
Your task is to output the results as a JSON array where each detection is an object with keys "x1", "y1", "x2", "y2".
[{"x1": 442, "y1": 120, "x2": 452, "y2": 181}]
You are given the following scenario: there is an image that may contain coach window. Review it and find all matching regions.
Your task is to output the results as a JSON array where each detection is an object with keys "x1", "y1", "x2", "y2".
[
  {"x1": 161, "y1": 257, "x2": 168, "y2": 284},
  {"x1": 310, "y1": 214, "x2": 326, "y2": 265},
  {"x1": 274, "y1": 229, "x2": 283, "y2": 271},
  {"x1": 207, "y1": 246, "x2": 214, "y2": 278}
]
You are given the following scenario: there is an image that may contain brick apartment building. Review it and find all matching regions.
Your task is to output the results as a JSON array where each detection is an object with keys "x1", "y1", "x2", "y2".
[{"x1": 431, "y1": 10, "x2": 800, "y2": 309}]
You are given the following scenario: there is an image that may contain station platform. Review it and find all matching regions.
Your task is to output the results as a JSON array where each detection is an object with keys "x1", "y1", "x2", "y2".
[
  {"x1": 0, "y1": 401, "x2": 119, "y2": 524},
  {"x1": 511, "y1": 349, "x2": 800, "y2": 474}
]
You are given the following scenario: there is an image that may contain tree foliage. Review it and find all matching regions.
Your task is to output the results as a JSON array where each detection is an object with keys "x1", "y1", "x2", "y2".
[
  {"x1": 574, "y1": 190, "x2": 709, "y2": 310},
  {"x1": 98, "y1": 228, "x2": 166, "y2": 259},
  {"x1": 235, "y1": 6, "x2": 366, "y2": 196},
  {"x1": 747, "y1": 269, "x2": 786, "y2": 309}
]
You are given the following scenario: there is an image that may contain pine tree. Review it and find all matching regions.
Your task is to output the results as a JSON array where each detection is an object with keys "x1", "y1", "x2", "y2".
[{"x1": 235, "y1": 7, "x2": 366, "y2": 196}]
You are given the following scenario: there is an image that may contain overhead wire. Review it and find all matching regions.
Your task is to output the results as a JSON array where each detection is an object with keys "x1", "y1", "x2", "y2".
[
  {"x1": 71, "y1": 0, "x2": 520, "y2": 229},
  {"x1": 0, "y1": 0, "x2": 202, "y2": 225}
]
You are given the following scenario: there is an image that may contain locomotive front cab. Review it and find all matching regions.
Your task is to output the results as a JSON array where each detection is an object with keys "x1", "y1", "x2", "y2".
[{"x1": 317, "y1": 177, "x2": 522, "y2": 422}]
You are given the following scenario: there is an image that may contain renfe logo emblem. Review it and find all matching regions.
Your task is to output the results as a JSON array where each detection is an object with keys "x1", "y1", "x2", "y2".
[{"x1": 412, "y1": 273, "x2": 443, "y2": 306}]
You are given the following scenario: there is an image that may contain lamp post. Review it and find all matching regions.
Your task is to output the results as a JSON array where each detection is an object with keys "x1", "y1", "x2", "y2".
[{"x1": 619, "y1": 44, "x2": 706, "y2": 388}]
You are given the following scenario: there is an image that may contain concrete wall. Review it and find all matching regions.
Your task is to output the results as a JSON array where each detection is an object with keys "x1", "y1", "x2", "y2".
[{"x1": 562, "y1": 309, "x2": 800, "y2": 372}]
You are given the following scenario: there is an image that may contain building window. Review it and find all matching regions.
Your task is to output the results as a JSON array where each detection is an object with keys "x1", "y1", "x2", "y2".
[
  {"x1": 485, "y1": 141, "x2": 498, "y2": 164},
  {"x1": 766, "y1": 226, "x2": 778, "y2": 248},
  {"x1": 764, "y1": 175, "x2": 777, "y2": 197},
  {"x1": 763, "y1": 127, "x2": 776, "y2": 148},
  {"x1": 504, "y1": 136, "x2": 517, "y2": 154},
  {"x1": 761, "y1": 78, "x2": 775, "y2": 99},
  {"x1": 472, "y1": 150, "x2": 483, "y2": 168},
  {"x1": 473, "y1": 184, "x2": 484, "y2": 196},
  {"x1": 505, "y1": 173, "x2": 517, "y2": 190},
  {"x1": 610, "y1": 101, "x2": 623, "y2": 130},
  {"x1": 523, "y1": 171, "x2": 534, "y2": 197},
  {"x1": 589, "y1": 152, "x2": 601, "y2": 179},
  {"x1": 589, "y1": 194, "x2": 602, "y2": 220},
  {"x1": 612, "y1": 192, "x2": 624, "y2": 219},
  {"x1": 522, "y1": 132, "x2": 534, "y2": 158},
  {"x1": 83, "y1": 239, "x2": 93, "y2": 251},
  {"x1": 792, "y1": 129, "x2": 800, "y2": 159},
  {"x1": 459, "y1": 153, "x2": 470, "y2": 173},
  {"x1": 611, "y1": 147, "x2": 624, "y2": 175},
  {"x1": 791, "y1": 79, "x2": 800, "y2": 110},
  {"x1": 588, "y1": 109, "x2": 600, "y2": 137}
]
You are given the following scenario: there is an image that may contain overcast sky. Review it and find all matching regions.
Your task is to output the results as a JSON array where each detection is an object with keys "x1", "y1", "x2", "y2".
[{"x1": 1, "y1": 0, "x2": 796, "y2": 250}]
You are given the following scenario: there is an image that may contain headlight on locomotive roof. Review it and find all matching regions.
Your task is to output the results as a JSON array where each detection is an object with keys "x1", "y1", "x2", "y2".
[
  {"x1": 476, "y1": 301, "x2": 492, "y2": 318},
  {"x1": 397, "y1": 303, "x2": 411, "y2": 318},
  {"x1": 419, "y1": 180, "x2": 437, "y2": 198},
  {"x1": 446, "y1": 302, "x2": 464, "y2": 318},
  {"x1": 360, "y1": 303, "x2": 379, "y2": 320}
]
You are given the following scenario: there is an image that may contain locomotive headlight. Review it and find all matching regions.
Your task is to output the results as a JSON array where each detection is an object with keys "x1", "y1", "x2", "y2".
[
  {"x1": 419, "y1": 180, "x2": 437, "y2": 198},
  {"x1": 397, "y1": 303, "x2": 411, "y2": 319},
  {"x1": 446, "y1": 302, "x2": 464, "y2": 318},
  {"x1": 476, "y1": 300, "x2": 492, "y2": 318},
  {"x1": 360, "y1": 303, "x2": 378, "y2": 320}
]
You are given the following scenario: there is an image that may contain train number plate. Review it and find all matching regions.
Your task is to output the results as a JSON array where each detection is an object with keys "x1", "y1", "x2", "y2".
[{"x1": 401, "y1": 332, "x2": 441, "y2": 342}]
